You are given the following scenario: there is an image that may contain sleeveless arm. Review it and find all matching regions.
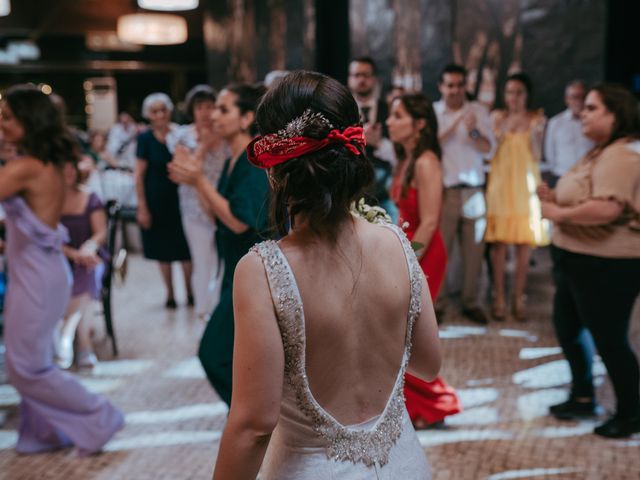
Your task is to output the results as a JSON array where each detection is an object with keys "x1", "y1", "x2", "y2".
[
  {"x1": 213, "y1": 251, "x2": 284, "y2": 480},
  {"x1": 406, "y1": 253, "x2": 442, "y2": 381},
  {"x1": 412, "y1": 153, "x2": 443, "y2": 257},
  {"x1": 383, "y1": 223, "x2": 442, "y2": 381},
  {"x1": 86, "y1": 194, "x2": 107, "y2": 251},
  {"x1": 529, "y1": 111, "x2": 547, "y2": 163}
]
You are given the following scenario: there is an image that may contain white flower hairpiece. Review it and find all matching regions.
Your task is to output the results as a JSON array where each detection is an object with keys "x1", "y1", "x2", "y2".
[
  {"x1": 350, "y1": 198, "x2": 424, "y2": 253},
  {"x1": 350, "y1": 198, "x2": 392, "y2": 225}
]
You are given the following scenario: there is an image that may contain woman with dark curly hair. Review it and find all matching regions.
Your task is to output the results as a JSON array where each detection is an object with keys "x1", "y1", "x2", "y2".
[
  {"x1": 388, "y1": 93, "x2": 462, "y2": 430},
  {"x1": 0, "y1": 85, "x2": 123, "y2": 455},
  {"x1": 539, "y1": 83, "x2": 640, "y2": 438},
  {"x1": 209, "y1": 71, "x2": 439, "y2": 479}
]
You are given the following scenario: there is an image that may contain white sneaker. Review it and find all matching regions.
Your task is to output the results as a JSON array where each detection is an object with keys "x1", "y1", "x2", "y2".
[{"x1": 56, "y1": 336, "x2": 74, "y2": 369}]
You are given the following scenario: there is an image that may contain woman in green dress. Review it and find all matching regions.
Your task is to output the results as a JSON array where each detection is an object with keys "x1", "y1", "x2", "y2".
[{"x1": 169, "y1": 83, "x2": 269, "y2": 406}]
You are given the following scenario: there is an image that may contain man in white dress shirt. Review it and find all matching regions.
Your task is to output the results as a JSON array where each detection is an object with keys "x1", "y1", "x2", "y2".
[
  {"x1": 544, "y1": 80, "x2": 595, "y2": 187},
  {"x1": 434, "y1": 64, "x2": 496, "y2": 324}
]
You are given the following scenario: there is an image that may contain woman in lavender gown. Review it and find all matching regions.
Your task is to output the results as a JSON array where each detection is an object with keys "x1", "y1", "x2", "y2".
[{"x1": 0, "y1": 85, "x2": 123, "y2": 455}]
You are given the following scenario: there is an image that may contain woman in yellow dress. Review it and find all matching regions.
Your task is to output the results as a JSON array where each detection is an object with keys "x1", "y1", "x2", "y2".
[{"x1": 486, "y1": 73, "x2": 549, "y2": 320}]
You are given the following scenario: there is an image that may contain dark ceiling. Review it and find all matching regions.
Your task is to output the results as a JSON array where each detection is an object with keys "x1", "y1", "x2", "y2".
[{"x1": 0, "y1": 0, "x2": 204, "y2": 39}]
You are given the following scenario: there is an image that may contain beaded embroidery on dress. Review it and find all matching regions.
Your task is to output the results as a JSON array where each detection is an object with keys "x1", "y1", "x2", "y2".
[{"x1": 252, "y1": 223, "x2": 431, "y2": 479}]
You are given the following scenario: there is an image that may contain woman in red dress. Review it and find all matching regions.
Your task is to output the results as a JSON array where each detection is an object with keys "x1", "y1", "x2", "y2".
[{"x1": 387, "y1": 93, "x2": 462, "y2": 428}]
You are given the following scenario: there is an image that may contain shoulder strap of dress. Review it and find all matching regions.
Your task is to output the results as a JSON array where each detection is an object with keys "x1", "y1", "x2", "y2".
[
  {"x1": 250, "y1": 240, "x2": 304, "y2": 350},
  {"x1": 379, "y1": 223, "x2": 423, "y2": 350}
]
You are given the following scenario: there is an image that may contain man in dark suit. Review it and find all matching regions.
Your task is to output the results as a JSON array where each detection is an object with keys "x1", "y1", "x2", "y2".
[{"x1": 347, "y1": 57, "x2": 396, "y2": 218}]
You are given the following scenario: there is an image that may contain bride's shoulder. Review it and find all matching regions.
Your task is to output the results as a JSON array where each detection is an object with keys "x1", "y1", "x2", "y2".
[
  {"x1": 358, "y1": 219, "x2": 408, "y2": 253},
  {"x1": 234, "y1": 247, "x2": 274, "y2": 294}
]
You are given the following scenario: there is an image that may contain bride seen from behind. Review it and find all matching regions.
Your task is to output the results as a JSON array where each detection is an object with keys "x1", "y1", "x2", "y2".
[{"x1": 212, "y1": 71, "x2": 441, "y2": 479}]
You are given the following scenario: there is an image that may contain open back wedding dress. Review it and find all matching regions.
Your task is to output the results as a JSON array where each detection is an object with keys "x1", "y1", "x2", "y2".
[{"x1": 252, "y1": 224, "x2": 431, "y2": 479}]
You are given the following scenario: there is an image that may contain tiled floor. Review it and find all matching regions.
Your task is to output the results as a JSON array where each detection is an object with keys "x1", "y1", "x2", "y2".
[{"x1": 0, "y1": 248, "x2": 639, "y2": 480}]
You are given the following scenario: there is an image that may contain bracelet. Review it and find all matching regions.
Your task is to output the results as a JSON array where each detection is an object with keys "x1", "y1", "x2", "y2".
[{"x1": 81, "y1": 239, "x2": 98, "y2": 255}]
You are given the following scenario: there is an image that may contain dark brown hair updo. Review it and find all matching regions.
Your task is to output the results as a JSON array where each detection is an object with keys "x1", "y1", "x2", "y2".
[
  {"x1": 589, "y1": 83, "x2": 640, "y2": 147},
  {"x1": 255, "y1": 70, "x2": 374, "y2": 239},
  {"x1": 392, "y1": 93, "x2": 441, "y2": 197},
  {"x1": 3, "y1": 84, "x2": 80, "y2": 167}
]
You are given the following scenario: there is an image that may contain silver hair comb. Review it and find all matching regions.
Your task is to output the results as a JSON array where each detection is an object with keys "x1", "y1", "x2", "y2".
[{"x1": 276, "y1": 108, "x2": 335, "y2": 138}]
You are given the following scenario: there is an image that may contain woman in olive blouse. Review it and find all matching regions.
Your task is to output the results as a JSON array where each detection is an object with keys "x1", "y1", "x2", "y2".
[
  {"x1": 538, "y1": 83, "x2": 640, "y2": 438},
  {"x1": 169, "y1": 83, "x2": 269, "y2": 406}
]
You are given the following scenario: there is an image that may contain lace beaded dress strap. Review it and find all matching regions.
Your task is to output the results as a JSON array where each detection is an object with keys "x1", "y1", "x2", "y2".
[
  {"x1": 380, "y1": 223, "x2": 423, "y2": 351},
  {"x1": 250, "y1": 234, "x2": 422, "y2": 468},
  {"x1": 250, "y1": 240, "x2": 304, "y2": 356}
]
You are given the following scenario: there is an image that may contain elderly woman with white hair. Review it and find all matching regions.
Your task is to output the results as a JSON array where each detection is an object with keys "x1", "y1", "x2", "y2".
[{"x1": 135, "y1": 92, "x2": 193, "y2": 308}]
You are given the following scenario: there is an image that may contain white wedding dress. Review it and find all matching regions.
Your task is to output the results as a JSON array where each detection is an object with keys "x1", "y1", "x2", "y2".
[{"x1": 252, "y1": 224, "x2": 432, "y2": 479}]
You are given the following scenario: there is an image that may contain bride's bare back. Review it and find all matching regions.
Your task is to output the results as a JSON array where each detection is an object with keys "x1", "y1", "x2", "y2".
[{"x1": 278, "y1": 217, "x2": 440, "y2": 425}]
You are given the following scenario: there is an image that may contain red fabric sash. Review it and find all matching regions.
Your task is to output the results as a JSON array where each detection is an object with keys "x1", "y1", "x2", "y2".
[{"x1": 246, "y1": 126, "x2": 366, "y2": 169}]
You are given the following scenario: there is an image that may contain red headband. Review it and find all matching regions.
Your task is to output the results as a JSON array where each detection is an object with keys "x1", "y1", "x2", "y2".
[{"x1": 246, "y1": 126, "x2": 366, "y2": 169}]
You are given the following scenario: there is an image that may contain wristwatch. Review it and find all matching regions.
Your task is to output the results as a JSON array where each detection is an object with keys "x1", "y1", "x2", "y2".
[{"x1": 469, "y1": 129, "x2": 481, "y2": 140}]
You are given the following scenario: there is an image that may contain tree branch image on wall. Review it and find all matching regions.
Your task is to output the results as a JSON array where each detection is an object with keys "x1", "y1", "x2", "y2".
[
  {"x1": 452, "y1": 0, "x2": 522, "y2": 108},
  {"x1": 392, "y1": 0, "x2": 423, "y2": 91}
]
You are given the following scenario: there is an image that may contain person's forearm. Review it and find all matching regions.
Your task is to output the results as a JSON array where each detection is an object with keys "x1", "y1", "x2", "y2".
[
  {"x1": 195, "y1": 176, "x2": 248, "y2": 234},
  {"x1": 86, "y1": 229, "x2": 107, "y2": 250},
  {"x1": 197, "y1": 190, "x2": 216, "y2": 221},
  {"x1": 472, "y1": 135, "x2": 491, "y2": 153},
  {"x1": 438, "y1": 123, "x2": 459, "y2": 143},
  {"x1": 212, "y1": 424, "x2": 271, "y2": 480},
  {"x1": 134, "y1": 177, "x2": 148, "y2": 212},
  {"x1": 411, "y1": 221, "x2": 437, "y2": 259},
  {"x1": 556, "y1": 199, "x2": 623, "y2": 226},
  {"x1": 62, "y1": 245, "x2": 78, "y2": 261}
]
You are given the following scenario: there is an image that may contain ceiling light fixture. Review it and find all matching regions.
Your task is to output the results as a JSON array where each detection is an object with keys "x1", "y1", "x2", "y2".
[
  {"x1": 117, "y1": 13, "x2": 188, "y2": 45},
  {"x1": 0, "y1": 0, "x2": 11, "y2": 17},
  {"x1": 137, "y1": 0, "x2": 198, "y2": 11}
]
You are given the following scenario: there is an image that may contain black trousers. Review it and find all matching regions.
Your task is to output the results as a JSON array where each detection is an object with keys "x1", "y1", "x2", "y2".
[{"x1": 551, "y1": 245, "x2": 640, "y2": 417}]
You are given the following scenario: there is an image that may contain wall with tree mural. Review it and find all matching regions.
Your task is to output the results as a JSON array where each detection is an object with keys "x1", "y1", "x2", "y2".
[
  {"x1": 350, "y1": 0, "x2": 606, "y2": 114},
  {"x1": 202, "y1": 0, "x2": 315, "y2": 88}
]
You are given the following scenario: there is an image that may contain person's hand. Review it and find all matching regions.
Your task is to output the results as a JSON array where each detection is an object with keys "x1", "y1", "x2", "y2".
[
  {"x1": 363, "y1": 123, "x2": 382, "y2": 149},
  {"x1": 168, "y1": 145, "x2": 203, "y2": 186},
  {"x1": 536, "y1": 183, "x2": 554, "y2": 202},
  {"x1": 70, "y1": 249, "x2": 102, "y2": 269},
  {"x1": 463, "y1": 112, "x2": 477, "y2": 132},
  {"x1": 78, "y1": 252, "x2": 102, "y2": 269},
  {"x1": 137, "y1": 205, "x2": 152, "y2": 229},
  {"x1": 541, "y1": 201, "x2": 563, "y2": 222}
]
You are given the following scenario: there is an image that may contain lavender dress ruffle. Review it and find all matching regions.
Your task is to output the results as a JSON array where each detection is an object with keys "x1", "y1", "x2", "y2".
[{"x1": 2, "y1": 195, "x2": 123, "y2": 454}]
